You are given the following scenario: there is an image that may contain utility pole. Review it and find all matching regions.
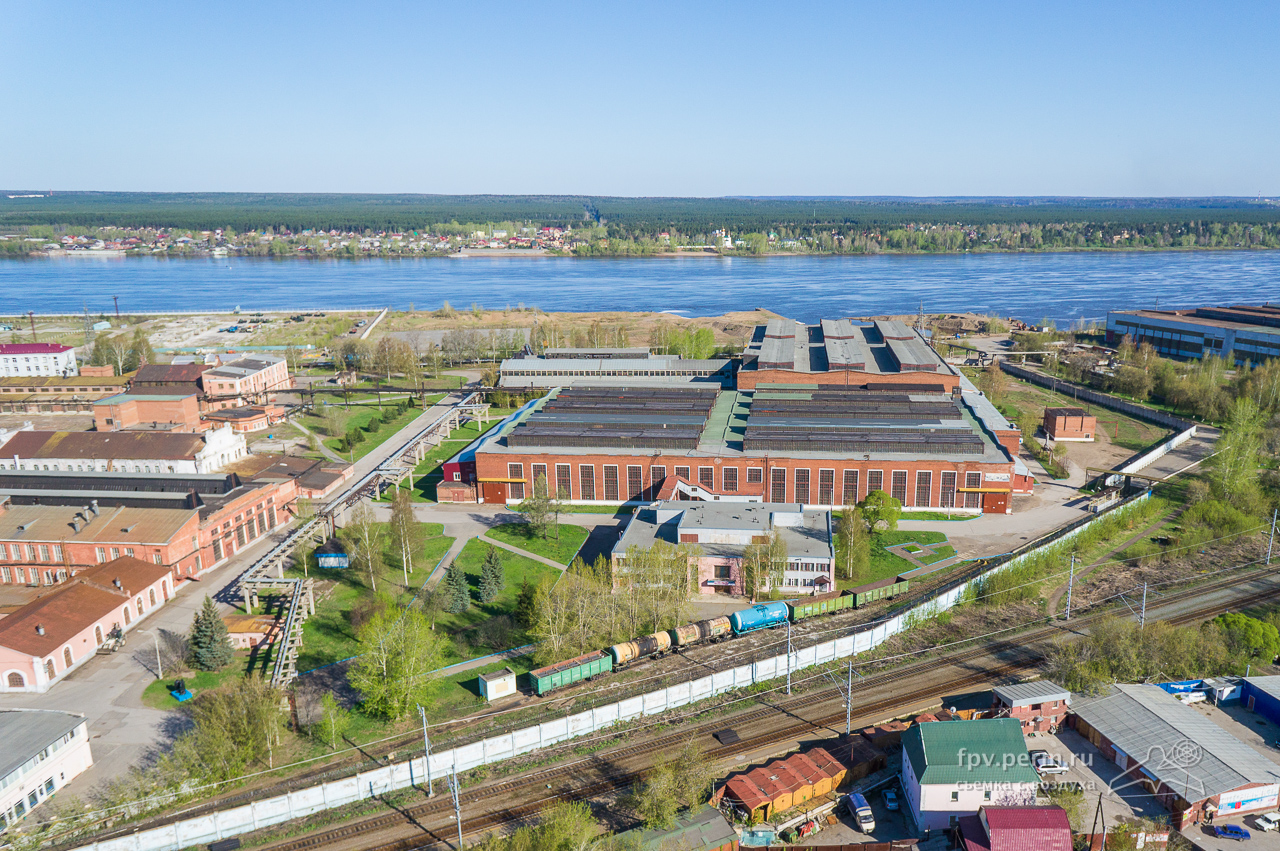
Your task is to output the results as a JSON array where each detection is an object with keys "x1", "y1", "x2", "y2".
[
  {"x1": 786, "y1": 619, "x2": 793, "y2": 696},
  {"x1": 27, "y1": 311, "x2": 36, "y2": 342},
  {"x1": 112, "y1": 295, "x2": 120, "y2": 319},
  {"x1": 82, "y1": 303, "x2": 92, "y2": 347},
  {"x1": 1268, "y1": 509, "x2": 1277, "y2": 566},
  {"x1": 1140, "y1": 582, "x2": 1147, "y2": 630},
  {"x1": 448, "y1": 762, "x2": 463, "y2": 850},
  {"x1": 418, "y1": 705, "x2": 433, "y2": 797},
  {"x1": 1065, "y1": 553, "x2": 1076, "y2": 620}
]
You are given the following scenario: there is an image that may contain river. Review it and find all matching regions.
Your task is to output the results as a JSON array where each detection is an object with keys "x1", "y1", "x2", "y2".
[{"x1": 2, "y1": 251, "x2": 1277, "y2": 324}]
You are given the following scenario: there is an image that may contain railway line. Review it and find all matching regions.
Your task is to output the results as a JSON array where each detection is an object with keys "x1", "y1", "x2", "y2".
[{"x1": 242, "y1": 564, "x2": 1280, "y2": 851}]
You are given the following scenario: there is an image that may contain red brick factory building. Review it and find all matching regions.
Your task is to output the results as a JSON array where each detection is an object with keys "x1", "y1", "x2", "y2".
[{"x1": 440, "y1": 318, "x2": 1032, "y2": 513}]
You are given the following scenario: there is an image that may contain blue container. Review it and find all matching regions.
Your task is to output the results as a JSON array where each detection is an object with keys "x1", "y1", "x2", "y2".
[{"x1": 730, "y1": 601, "x2": 790, "y2": 634}]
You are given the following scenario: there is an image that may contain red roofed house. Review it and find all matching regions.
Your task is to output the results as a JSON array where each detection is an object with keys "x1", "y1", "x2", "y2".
[
  {"x1": 958, "y1": 806, "x2": 1073, "y2": 851},
  {"x1": 0, "y1": 344, "x2": 78, "y2": 378},
  {"x1": 0, "y1": 557, "x2": 173, "y2": 693}
]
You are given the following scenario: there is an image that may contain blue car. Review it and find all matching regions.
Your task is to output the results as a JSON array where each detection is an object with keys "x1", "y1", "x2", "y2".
[{"x1": 1215, "y1": 824, "x2": 1251, "y2": 841}]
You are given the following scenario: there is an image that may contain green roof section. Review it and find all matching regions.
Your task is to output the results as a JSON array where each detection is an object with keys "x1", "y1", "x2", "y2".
[
  {"x1": 903, "y1": 718, "x2": 1038, "y2": 785},
  {"x1": 616, "y1": 804, "x2": 737, "y2": 850}
]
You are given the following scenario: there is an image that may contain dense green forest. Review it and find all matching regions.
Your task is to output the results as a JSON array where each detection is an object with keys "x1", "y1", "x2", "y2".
[{"x1": 4, "y1": 192, "x2": 1280, "y2": 254}]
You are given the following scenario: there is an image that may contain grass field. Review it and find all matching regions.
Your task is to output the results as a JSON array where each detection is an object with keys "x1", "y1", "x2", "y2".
[
  {"x1": 298, "y1": 402, "x2": 426, "y2": 461},
  {"x1": 999, "y1": 377, "x2": 1171, "y2": 453},
  {"x1": 140, "y1": 661, "x2": 249, "y2": 710},
  {"x1": 900, "y1": 511, "x2": 978, "y2": 522},
  {"x1": 292, "y1": 523, "x2": 453, "y2": 673},
  {"x1": 484, "y1": 521, "x2": 588, "y2": 564},
  {"x1": 868, "y1": 530, "x2": 949, "y2": 583},
  {"x1": 432, "y1": 538, "x2": 561, "y2": 664}
]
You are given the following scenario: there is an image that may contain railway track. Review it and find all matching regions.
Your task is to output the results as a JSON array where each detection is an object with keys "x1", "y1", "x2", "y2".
[{"x1": 246, "y1": 565, "x2": 1280, "y2": 851}]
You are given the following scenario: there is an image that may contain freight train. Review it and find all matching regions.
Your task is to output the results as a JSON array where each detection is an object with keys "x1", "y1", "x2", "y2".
[{"x1": 529, "y1": 577, "x2": 910, "y2": 697}]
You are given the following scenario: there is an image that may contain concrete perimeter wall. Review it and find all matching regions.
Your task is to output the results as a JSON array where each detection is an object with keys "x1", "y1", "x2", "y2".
[{"x1": 73, "y1": 494, "x2": 1153, "y2": 851}]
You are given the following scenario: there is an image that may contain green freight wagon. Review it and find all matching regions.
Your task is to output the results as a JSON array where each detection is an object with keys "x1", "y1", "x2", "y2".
[
  {"x1": 787, "y1": 589, "x2": 855, "y2": 622},
  {"x1": 851, "y1": 577, "x2": 909, "y2": 608},
  {"x1": 530, "y1": 650, "x2": 613, "y2": 696}
]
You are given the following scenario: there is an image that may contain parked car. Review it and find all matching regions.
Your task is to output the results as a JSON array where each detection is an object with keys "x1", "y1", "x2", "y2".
[
  {"x1": 883, "y1": 789, "x2": 899, "y2": 811},
  {"x1": 1254, "y1": 812, "x2": 1280, "y2": 832},
  {"x1": 1031, "y1": 751, "x2": 1069, "y2": 775},
  {"x1": 1215, "y1": 824, "x2": 1252, "y2": 841}
]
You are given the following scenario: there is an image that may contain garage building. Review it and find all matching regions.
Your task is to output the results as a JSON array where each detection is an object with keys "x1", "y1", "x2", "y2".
[{"x1": 1070, "y1": 683, "x2": 1280, "y2": 830}]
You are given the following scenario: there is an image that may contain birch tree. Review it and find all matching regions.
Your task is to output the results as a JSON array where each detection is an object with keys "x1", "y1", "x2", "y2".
[
  {"x1": 388, "y1": 488, "x2": 421, "y2": 586},
  {"x1": 348, "y1": 606, "x2": 448, "y2": 720},
  {"x1": 342, "y1": 503, "x2": 385, "y2": 592}
]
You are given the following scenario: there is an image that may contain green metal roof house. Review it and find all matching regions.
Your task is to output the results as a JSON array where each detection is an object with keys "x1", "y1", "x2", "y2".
[{"x1": 901, "y1": 718, "x2": 1038, "y2": 831}]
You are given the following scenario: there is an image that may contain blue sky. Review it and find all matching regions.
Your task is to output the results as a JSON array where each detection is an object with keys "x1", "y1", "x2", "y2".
[{"x1": 5, "y1": 2, "x2": 1278, "y2": 196}]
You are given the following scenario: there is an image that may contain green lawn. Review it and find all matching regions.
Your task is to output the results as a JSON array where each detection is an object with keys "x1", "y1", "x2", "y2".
[
  {"x1": 917, "y1": 544, "x2": 957, "y2": 565},
  {"x1": 293, "y1": 523, "x2": 454, "y2": 673},
  {"x1": 299, "y1": 402, "x2": 426, "y2": 461},
  {"x1": 140, "y1": 657, "x2": 253, "y2": 710},
  {"x1": 432, "y1": 538, "x2": 561, "y2": 664},
  {"x1": 432, "y1": 654, "x2": 539, "y2": 719},
  {"x1": 900, "y1": 511, "x2": 978, "y2": 522},
  {"x1": 484, "y1": 521, "x2": 589, "y2": 565},
  {"x1": 859, "y1": 530, "x2": 949, "y2": 586}
]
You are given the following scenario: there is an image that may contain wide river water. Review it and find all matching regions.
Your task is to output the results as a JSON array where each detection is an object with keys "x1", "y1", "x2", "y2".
[{"x1": 2, "y1": 251, "x2": 1278, "y2": 324}]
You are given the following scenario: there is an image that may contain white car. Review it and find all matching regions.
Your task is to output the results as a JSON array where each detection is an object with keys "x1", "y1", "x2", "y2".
[
  {"x1": 1255, "y1": 812, "x2": 1280, "y2": 832},
  {"x1": 1032, "y1": 751, "x2": 1069, "y2": 775}
]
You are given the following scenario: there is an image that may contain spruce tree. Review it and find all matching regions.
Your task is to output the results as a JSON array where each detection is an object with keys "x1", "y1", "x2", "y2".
[
  {"x1": 189, "y1": 595, "x2": 235, "y2": 671},
  {"x1": 443, "y1": 563, "x2": 470, "y2": 614},
  {"x1": 479, "y1": 545, "x2": 504, "y2": 604}
]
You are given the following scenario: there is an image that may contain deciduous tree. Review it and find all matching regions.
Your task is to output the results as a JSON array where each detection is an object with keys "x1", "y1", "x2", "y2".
[
  {"x1": 348, "y1": 606, "x2": 448, "y2": 720},
  {"x1": 342, "y1": 503, "x2": 385, "y2": 593}
]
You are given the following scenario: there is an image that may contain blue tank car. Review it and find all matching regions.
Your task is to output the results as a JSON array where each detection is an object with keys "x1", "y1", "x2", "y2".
[{"x1": 730, "y1": 601, "x2": 791, "y2": 634}]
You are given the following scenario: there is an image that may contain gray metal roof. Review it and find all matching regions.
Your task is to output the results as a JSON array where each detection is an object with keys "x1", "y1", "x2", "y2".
[
  {"x1": 1244, "y1": 675, "x2": 1280, "y2": 702},
  {"x1": 614, "y1": 500, "x2": 832, "y2": 560},
  {"x1": 0, "y1": 710, "x2": 86, "y2": 779},
  {"x1": 1071, "y1": 684, "x2": 1280, "y2": 800},
  {"x1": 993, "y1": 679, "x2": 1071, "y2": 708}
]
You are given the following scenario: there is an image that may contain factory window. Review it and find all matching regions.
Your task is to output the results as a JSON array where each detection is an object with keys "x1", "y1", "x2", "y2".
[
  {"x1": 0, "y1": 567, "x2": 8, "y2": 583},
  {"x1": 43, "y1": 570, "x2": 53, "y2": 585},
  {"x1": 698, "y1": 467, "x2": 714, "y2": 490},
  {"x1": 604, "y1": 465, "x2": 619, "y2": 501},
  {"x1": 771, "y1": 468, "x2": 787, "y2": 502},
  {"x1": 915, "y1": 471, "x2": 932, "y2": 507},
  {"x1": 153, "y1": 554, "x2": 162, "y2": 565},
  {"x1": 867, "y1": 470, "x2": 883, "y2": 493},
  {"x1": 508, "y1": 464, "x2": 525, "y2": 500},
  {"x1": 936, "y1": 470, "x2": 957, "y2": 504},
  {"x1": 626, "y1": 466, "x2": 643, "y2": 500},
  {"x1": 268, "y1": 508, "x2": 276, "y2": 529},
  {"x1": 125, "y1": 547, "x2": 135, "y2": 558},
  {"x1": 965, "y1": 472, "x2": 982, "y2": 509},
  {"x1": 111, "y1": 547, "x2": 120, "y2": 561},
  {"x1": 794, "y1": 469, "x2": 810, "y2": 504},
  {"x1": 891, "y1": 471, "x2": 908, "y2": 503},
  {"x1": 579, "y1": 465, "x2": 596, "y2": 501},
  {"x1": 940, "y1": 471, "x2": 957, "y2": 508},
  {"x1": 747, "y1": 467, "x2": 763, "y2": 484},
  {"x1": 649, "y1": 466, "x2": 666, "y2": 498},
  {"x1": 723, "y1": 467, "x2": 738, "y2": 493},
  {"x1": 675, "y1": 465, "x2": 691, "y2": 481},
  {"x1": 532, "y1": 464, "x2": 548, "y2": 491},
  {"x1": 212, "y1": 539, "x2": 223, "y2": 562},
  {"x1": 236, "y1": 525, "x2": 247, "y2": 547},
  {"x1": 38, "y1": 545, "x2": 50, "y2": 562},
  {"x1": 51, "y1": 545, "x2": 61, "y2": 563},
  {"x1": 842, "y1": 470, "x2": 859, "y2": 504},
  {"x1": 715, "y1": 564, "x2": 731, "y2": 579},
  {"x1": 63, "y1": 648, "x2": 73, "y2": 669},
  {"x1": 818, "y1": 469, "x2": 835, "y2": 505}
]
